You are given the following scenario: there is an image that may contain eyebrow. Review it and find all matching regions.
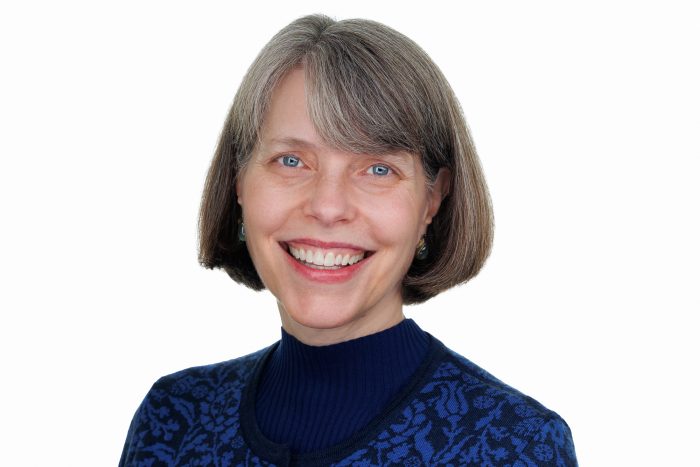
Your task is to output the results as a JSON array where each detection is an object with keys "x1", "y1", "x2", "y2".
[
  {"x1": 267, "y1": 136, "x2": 412, "y2": 159},
  {"x1": 266, "y1": 137, "x2": 321, "y2": 151}
]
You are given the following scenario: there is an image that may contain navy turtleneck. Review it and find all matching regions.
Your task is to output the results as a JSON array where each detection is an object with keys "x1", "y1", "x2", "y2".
[{"x1": 254, "y1": 318, "x2": 430, "y2": 454}]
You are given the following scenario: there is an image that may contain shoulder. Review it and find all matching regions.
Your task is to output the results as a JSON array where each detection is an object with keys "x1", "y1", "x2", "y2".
[
  {"x1": 119, "y1": 346, "x2": 272, "y2": 467},
  {"x1": 135, "y1": 346, "x2": 271, "y2": 425},
  {"x1": 438, "y1": 344, "x2": 563, "y2": 419},
  {"x1": 409, "y1": 340, "x2": 578, "y2": 465},
  {"x1": 149, "y1": 346, "x2": 268, "y2": 399}
]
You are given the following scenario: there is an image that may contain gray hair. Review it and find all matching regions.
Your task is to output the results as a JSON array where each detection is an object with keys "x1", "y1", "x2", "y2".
[{"x1": 199, "y1": 14, "x2": 493, "y2": 303}]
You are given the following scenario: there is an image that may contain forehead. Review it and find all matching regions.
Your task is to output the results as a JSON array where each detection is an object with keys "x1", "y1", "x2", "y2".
[
  {"x1": 258, "y1": 68, "x2": 316, "y2": 146},
  {"x1": 258, "y1": 68, "x2": 418, "y2": 167}
]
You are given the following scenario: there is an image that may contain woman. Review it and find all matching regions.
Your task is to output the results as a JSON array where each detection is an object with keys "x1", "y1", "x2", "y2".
[{"x1": 120, "y1": 14, "x2": 577, "y2": 466}]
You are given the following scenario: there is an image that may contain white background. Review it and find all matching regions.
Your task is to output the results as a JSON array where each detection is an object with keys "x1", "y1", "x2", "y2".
[{"x1": 1, "y1": 1, "x2": 698, "y2": 465}]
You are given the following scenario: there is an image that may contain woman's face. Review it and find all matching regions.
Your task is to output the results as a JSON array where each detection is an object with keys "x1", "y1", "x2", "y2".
[{"x1": 237, "y1": 68, "x2": 448, "y2": 345}]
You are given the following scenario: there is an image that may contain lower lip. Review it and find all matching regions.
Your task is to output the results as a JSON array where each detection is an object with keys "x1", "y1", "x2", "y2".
[{"x1": 281, "y1": 245, "x2": 371, "y2": 284}]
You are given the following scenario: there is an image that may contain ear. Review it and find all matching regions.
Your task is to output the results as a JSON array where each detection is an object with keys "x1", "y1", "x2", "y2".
[
  {"x1": 424, "y1": 168, "x2": 451, "y2": 225},
  {"x1": 235, "y1": 177, "x2": 243, "y2": 205}
]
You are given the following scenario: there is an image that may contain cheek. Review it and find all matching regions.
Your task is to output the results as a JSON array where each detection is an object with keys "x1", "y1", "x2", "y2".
[
  {"x1": 242, "y1": 181, "x2": 294, "y2": 232},
  {"x1": 240, "y1": 181, "x2": 298, "y2": 276},
  {"x1": 362, "y1": 192, "x2": 426, "y2": 248}
]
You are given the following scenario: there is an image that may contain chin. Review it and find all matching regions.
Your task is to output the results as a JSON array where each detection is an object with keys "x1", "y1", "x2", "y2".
[{"x1": 280, "y1": 296, "x2": 363, "y2": 331}]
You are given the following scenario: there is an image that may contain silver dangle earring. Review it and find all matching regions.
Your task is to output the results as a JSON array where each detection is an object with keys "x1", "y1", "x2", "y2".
[
  {"x1": 415, "y1": 236, "x2": 428, "y2": 260},
  {"x1": 238, "y1": 221, "x2": 246, "y2": 242}
]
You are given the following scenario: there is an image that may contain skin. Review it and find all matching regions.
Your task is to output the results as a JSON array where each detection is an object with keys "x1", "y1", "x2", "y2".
[{"x1": 236, "y1": 67, "x2": 449, "y2": 346}]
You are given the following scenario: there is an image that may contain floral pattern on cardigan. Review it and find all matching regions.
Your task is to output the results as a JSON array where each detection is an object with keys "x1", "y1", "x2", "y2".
[{"x1": 120, "y1": 342, "x2": 577, "y2": 466}]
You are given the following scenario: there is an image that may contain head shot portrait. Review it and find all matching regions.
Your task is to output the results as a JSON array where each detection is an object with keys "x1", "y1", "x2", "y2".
[
  {"x1": 3, "y1": 3, "x2": 698, "y2": 467},
  {"x1": 119, "y1": 14, "x2": 576, "y2": 466}
]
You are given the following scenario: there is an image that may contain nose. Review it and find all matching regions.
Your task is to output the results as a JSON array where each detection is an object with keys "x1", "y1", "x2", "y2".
[{"x1": 304, "y1": 173, "x2": 355, "y2": 226}]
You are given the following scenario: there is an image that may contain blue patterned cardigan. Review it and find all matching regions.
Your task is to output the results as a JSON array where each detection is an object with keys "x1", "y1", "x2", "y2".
[{"x1": 119, "y1": 335, "x2": 577, "y2": 466}]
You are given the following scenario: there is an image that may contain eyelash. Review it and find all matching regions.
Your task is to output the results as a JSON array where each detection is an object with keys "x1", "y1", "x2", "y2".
[{"x1": 275, "y1": 155, "x2": 395, "y2": 178}]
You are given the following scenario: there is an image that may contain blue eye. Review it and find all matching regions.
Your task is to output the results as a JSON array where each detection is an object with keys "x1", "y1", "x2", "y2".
[
  {"x1": 369, "y1": 164, "x2": 392, "y2": 176},
  {"x1": 279, "y1": 155, "x2": 302, "y2": 168}
]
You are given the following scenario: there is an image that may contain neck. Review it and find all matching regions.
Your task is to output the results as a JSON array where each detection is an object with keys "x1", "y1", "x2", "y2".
[{"x1": 278, "y1": 305, "x2": 405, "y2": 346}]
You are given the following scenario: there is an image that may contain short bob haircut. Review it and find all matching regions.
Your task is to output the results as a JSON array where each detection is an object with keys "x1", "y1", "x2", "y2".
[{"x1": 198, "y1": 14, "x2": 493, "y2": 304}]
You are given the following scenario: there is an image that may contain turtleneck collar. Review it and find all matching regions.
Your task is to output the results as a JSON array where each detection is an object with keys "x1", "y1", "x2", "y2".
[
  {"x1": 254, "y1": 318, "x2": 430, "y2": 454},
  {"x1": 278, "y1": 318, "x2": 427, "y2": 374}
]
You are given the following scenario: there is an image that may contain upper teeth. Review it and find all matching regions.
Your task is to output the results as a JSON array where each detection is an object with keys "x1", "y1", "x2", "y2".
[{"x1": 288, "y1": 246, "x2": 364, "y2": 267}]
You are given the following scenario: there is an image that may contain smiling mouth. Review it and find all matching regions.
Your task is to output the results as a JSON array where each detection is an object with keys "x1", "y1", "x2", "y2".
[{"x1": 281, "y1": 242, "x2": 374, "y2": 270}]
